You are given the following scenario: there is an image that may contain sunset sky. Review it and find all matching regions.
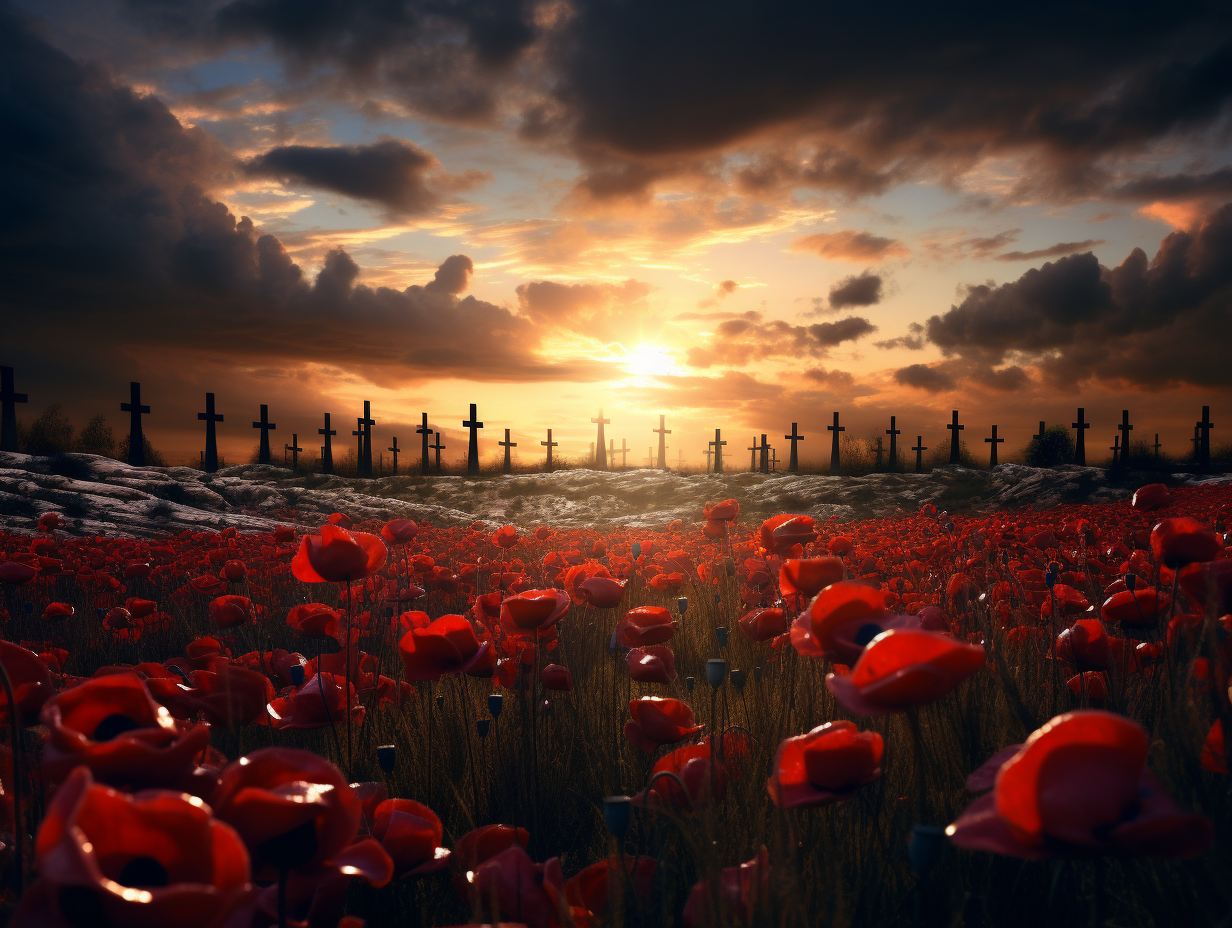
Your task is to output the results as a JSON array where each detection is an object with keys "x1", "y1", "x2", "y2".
[{"x1": 5, "y1": 0, "x2": 1232, "y2": 468}]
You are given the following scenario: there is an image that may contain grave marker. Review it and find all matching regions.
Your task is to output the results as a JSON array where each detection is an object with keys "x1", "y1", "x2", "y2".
[
  {"x1": 252, "y1": 405, "x2": 276, "y2": 465},
  {"x1": 120, "y1": 382, "x2": 150, "y2": 466},
  {"x1": 198, "y1": 393, "x2": 223, "y2": 473}
]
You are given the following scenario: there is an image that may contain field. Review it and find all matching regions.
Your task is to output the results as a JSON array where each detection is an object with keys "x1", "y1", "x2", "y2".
[{"x1": 0, "y1": 476, "x2": 1228, "y2": 927}]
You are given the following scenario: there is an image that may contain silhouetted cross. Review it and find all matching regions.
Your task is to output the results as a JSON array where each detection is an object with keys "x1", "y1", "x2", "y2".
[
  {"x1": 198, "y1": 393, "x2": 223, "y2": 473},
  {"x1": 912, "y1": 436, "x2": 927, "y2": 473},
  {"x1": 828, "y1": 412, "x2": 844, "y2": 475},
  {"x1": 886, "y1": 416, "x2": 901, "y2": 472},
  {"x1": 253, "y1": 405, "x2": 277, "y2": 465},
  {"x1": 784, "y1": 422, "x2": 803, "y2": 474},
  {"x1": 1072, "y1": 407, "x2": 1090, "y2": 465},
  {"x1": 592, "y1": 410, "x2": 610, "y2": 469},
  {"x1": 464, "y1": 404, "x2": 483, "y2": 476},
  {"x1": 285, "y1": 434, "x2": 302, "y2": 470},
  {"x1": 388, "y1": 436, "x2": 400, "y2": 475},
  {"x1": 654, "y1": 415, "x2": 671, "y2": 470},
  {"x1": 947, "y1": 410, "x2": 964, "y2": 464},
  {"x1": 500, "y1": 428, "x2": 516, "y2": 473},
  {"x1": 319, "y1": 413, "x2": 336, "y2": 474},
  {"x1": 121, "y1": 382, "x2": 150, "y2": 466},
  {"x1": 986, "y1": 424, "x2": 1004, "y2": 467},
  {"x1": 541, "y1": 428, "x2": 558, "y2": 471},
  {"x1": 417, "y1": 413, "x2": 433, "y2": 473},
  {"x1": 1, "y1": 367, "x2": 28, "y2": 453}
]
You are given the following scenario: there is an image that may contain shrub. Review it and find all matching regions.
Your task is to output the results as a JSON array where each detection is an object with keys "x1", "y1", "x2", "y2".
[
  {"x1": 77, "y1": 415, "x2": 117, "y2": 457},
  {"x1": 1024, "y1": 425, "x2": 1076, "y2": 467},
  {"x1": 21, "y1": 405, "x2": 75, "y2": 456}
]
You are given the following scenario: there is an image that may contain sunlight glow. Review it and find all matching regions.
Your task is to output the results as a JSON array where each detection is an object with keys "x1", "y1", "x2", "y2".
[{"x1": 623, "y1": 343, "x2": 677, "y2": 377}]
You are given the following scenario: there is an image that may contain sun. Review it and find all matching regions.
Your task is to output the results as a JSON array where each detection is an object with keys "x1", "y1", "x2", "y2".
[{"x1": 623, "y1": 343, "x2": 678, "y2": 377}]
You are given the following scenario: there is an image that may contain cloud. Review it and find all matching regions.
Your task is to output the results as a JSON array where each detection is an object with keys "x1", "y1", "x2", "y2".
[
  {"x1": 894, "y1": 364, "x2": 957, "y2": 392},
  {"x1": 1112, "y1": 167, "x2": 1232, "y2": 202},
  {"x1": 790, "y1": 230, "x2": 910, "y2": 262},
  {"x1": 828, "y1": 270, "x2": 883, "y2": 308},
  {"x1": 619, "y1": 370, "x2": 784, "y2": 411},
  {"x1": 716, "y1": 279, "x2": 738, "y2": 295},
  {"x1": 515, "y1": 278, "x2": 655, "y2": 341},
  {"x1": 875, "y1": 322, "x2": 925, "y2": 350},
  {"x1": 802, "y1": 367, "x2": 856, "y2": 390},
  {"x1": 996, "y1": 239, "x2": 1106, "y2": 261},
  {"x1": 686, "y1": 313, "x2": 877, "y2": 368}
]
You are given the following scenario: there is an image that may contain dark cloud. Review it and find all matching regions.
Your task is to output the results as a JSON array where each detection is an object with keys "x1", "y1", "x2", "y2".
[
  {"x1": 802, "y1": 367, "x2": 856, "y2": 391},
  {"x1": 894, "y1": 364, "x2": 957, "y2": 393},
  {"x1": 716, "y1": 279, "x2": 738, "y2": 295},
  {"x1": 244, "y1": 138, "x2": 439, "y2": 215},
  {"x1": 996, "y1": 239, "x2": 1106, "y2": 261},
  {"x1": 1111, "y1": 167, "x2": 1232, "y2": 202},
  {"x1": 828, "y1": 271, "x2": 883, "y2": 308},
  {"x1": 875, "y1": 322, "x2": 925, "y2": 351},
  {"x1": 686, "y1": 313, "x2": 876, "y2": 368},
  {"x1": 424, "y1": 254, "x2": 473, "y2": 294},
  {"x1": 919, "y1": 202, "x2": 1232, "y2": 388},
  {"x1": 791, "y1": 230, "x2": 909, "y2": 262}
]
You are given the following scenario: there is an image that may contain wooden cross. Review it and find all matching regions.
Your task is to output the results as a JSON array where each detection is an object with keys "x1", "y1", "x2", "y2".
[
  {"x1": 947, "y1": 410, "x2": 964, "y2": 465},
  {"x1": 464, "y1": 403, "x2": 483, "y2": 476},
  {"x1": 1116, "y1": 410, "x2": 1133, "y2": 465},
  {"x1": 1072, "y1": 407, "x2": 1090, "y2": 465},
  {"x1": 388, "y1": 436, "x2": 400, "y2": 475},
  {"x1": 645, "y1": 447, "x2": 654, "y2": 467},
  {"x1": 1, "y1": 366, "x2": 28, "y2": 453},
  {"x1": 710, "y1": 428, "x2": 726, "y2": 473},
  {"x1": 654, "y1": 415, "x2": 671, "y2": 470},
  {"x1": 985, "y1": 424, "x2": 1004, "y2": 467},
  {"x1": 358, "y1": 401, "x2": 375, "y2": 477},
  {"x1": 1110, "y1": 434, "x2": 1120, "y2": 467},
  {"x1": 120, "y1": 382, "x2": 150, "y2": 466},
  {"x1": 784, "y1": 422, "x2": 803, "y2": 474},
  {"x1": 703, "y1": 446, "x2": 714, "y2": 473},
  {"x1": 873, "y1": 435, "x2": 884, "y2": 471},
  {"x1": 677, "y1": 448, "x2": 685, "y2": 470},
  {"x1": 1153, "y1": 433, "x2": 1161, "y2": 457},
  {"x1": 886, "y1": 416, "x2": 901, "y2": 472},
  {"x1": 541, "y1": 428, "x2": 558, "y2": 471},
  {"x1": 608, "y1": 437, "x2": 615, "y2": 469},
  {"x1": 500, "y1": 429, "x2": 516, "y2": 474},
  {"x1": 618, "y1": 438, "x2": 629, "y2": 469},
  {"x1": 252, "y1": 404, "x2": 276, "y2": 465},
  {"x1": 417, "y1": 413, "x2": 433, "y2": 473},
  {"x1": 1035, "y1": 420, "x2": 1046, "y2": 442},
  {"x1": 759, "y1": 433, "x2": 769, "y2": 473},
  {"x1": 747, "y1": 436, "x2": 759, "y2": 472},
  {"x1": 828, "y1": 412, "x2": 844, "y2": 475},
  {"x1": 430, "y1": 431, "x2": 445, "y2": 473},
  {"x1": 770, "y1": 446, "x2": 778, "y2": 473},
  {"x1": 352, "y1": 423, "x2": 363, "y2": 466},
  {"x1": 285, "y1": 433, "x2": 302, "y2": 470},
  {"x1": 592, "y1": 410, "x2": 610, "y2": 469},
  {"x1": 913, "y1": 436, "x2": 927, "y2": 473},
  {"x1": 198, "y1": 393, "x2": 223, "y2": 473},
  {"x1": 1197, "y1": 405, "x2": 1214, "y2": 470},
  {"x1": 319, "y1": 413, "x2": 336, "y2": 474}
]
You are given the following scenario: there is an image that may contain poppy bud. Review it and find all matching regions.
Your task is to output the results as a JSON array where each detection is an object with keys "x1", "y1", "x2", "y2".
[
  {"x1": 677, "y1": 596, "x2": 688, "y2": 615},
  {"x1": 706, "y1": 659, "x2": 727, "y2": 689},
  {"x1": 377, "y1": 743, "x2": 397, "y2": 773},
  {"x1": 604, "y1": 795, "x2": 632, "y2": 838},
  {"x1": 685, "y1": 676, "x2": 695, "y2": 693},
  {"x1": 435, "y1": 694, "x2": 445, "y2": 710},
  {"x1": 290, "y1": 664, "x2": 305, "y2": 687},
  {"x1": 476, "y1": 719, "x2": 490, "y2": 738},
  {"x1": 22, "y1": 601, "x2": 32, "y2": 615},
  {"x1": 631, "y1": 542, "x2": 642, "y2": 559},
  {"x1": 908, "y1": 824, "x2": 945, "y2": 874},
  {"x1": 716, "y1": 626, "x2": 728, "y2": 648},
  {"x1": 1125, "y1": 572, "x2": 1137, "y2": 591},
  {"x1": 730, "y1": 669, "x2": 747, "y2": 692},
  {"x1": 488, "y1": 693, "x2": 504, "y2": 717},
  {"x1": 753, "y1": 666, "x2": 763, "y2": 683},
  {"x1": 945, "y1": 523, "x2": 954, "y2": 533},
  {"x1": 714, "y1": 592, "x2": 721, "y2": 604}
]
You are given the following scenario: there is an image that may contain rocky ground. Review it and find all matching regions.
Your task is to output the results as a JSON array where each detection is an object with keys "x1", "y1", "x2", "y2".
[{"x1": 2, "y1": 451, "x2": 1229, "y2": 539}]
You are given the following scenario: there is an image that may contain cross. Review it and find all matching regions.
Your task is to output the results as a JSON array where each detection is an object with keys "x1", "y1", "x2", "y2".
[
  {"x1": 1153, "y1": 433, "x2": 1161, "y2": 457},
  {"x1": 431, "y1": 430, "x2": 445, "y2": 473},
  {"x1": 913, "y1": 436, "x2": 927, "y2": 473},
  {"x1": 590, "y1": 441, "x2": 594, "y2": 462},
  {"x1": 747, "y1": 436, "x2": 759, "y2": 472},
  {"x1": 120, "y1": 382, "x2": 150, "y2": 466},
  {"x1": 1110, "y1": 434, "x2": 1120, "y2": 467},
  {"x1": 464, "y1": 403, "x2": 483, "y2": 476},
  {"x1": 358, "y1": 401, "x2": 375, "y2": 477},
  {"x1": 1192, "y1": 425, "x2": 1201, "y2": 460},
  {"x1": 784, "y1": 422, "x2": 804, "y2": 474},
  {"x1": 541, "y1": 428, "x2": 558, "y2": 471},
  {"x1": 985, "y1": 424, "x2": 1004, "y2": 467},
  {"x1": 1035, "y1": 420, "x2": 1046, "y2": 443},
  {"x1": 703, "y1": 446, "x2": 714, "y2": 473},
  {"x1": 500, "y1": 428, "x2": 516, "y2": 474},
  {"x1": 873, "y1": 435, "x2": 884, "y2": 471},
  {"x1": 645, "y1": 447, "x2": 654, "y2": 467},
  {"x1": 947, "y1": 410, "x2": 964, "y2": 465},
  {"x1": 417, "y1": 413, "x2": 433, "y2": 473},
  {"x1": 770, "y1": 446, "x2": 778, "y2": 473},
  {"x1": 1116, "y1": 410, "x2": 1133, "y2": 466},
  {"x1": 352, "y1": 423, "x2": 363, "y2": 467},
  {"x1": 828, "y1": 412, "x2": 844, "y2": 475},
  {"x1": 285, "y1": 433, "x2": 302, "y2": 470},
  {"x1": 1197, "y1": 405, "x2": 1214, "y2": 470},
  {"x1": 886, "y1": 416, "x2": 901, "y2": 472},
  {"x1": 319, "y1": 413, "x2": 336, "y2": 474},
  {"x1": 608, "y1": 437, "x2": 615, "y2": 468},
  {"x1": 252, "y1": 404, "x2": 277, "y2": 465},
  {"x1": 654, "y1": 415, "x2": 671, "y2": 470},
  {"x1": 677, "y1": 448, "x2": 685, "y2": 471},
  {"x1": 388, "y1": 436, "x2": 400, "y2": 475},
  {"x1": 1072, "y1": 407, "x2": 1090, "y2": 466},
  {"x1": 759, "y1": 433, "x2": 770, "y2": 473},
  {"x1": 618, "y1": 438, "x2": 629, "y2": 469},
  {"x1": 710, "y1": 428, "x2": 726, "y2": 473},
  {"x1": 592, "y1": 410, "x2": 610, "y2": 469},
  {"x1": 1, "y1": 366, "x2": 28, "y2": 453},
  {"x1": 198, "y1": 393, "x2": 223, "y2": 473}
]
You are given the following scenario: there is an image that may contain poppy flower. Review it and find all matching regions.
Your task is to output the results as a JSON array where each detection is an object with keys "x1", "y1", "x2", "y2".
[
  {"x1": 41, "y1": 673, "x2": 211, "y2": 789},
  {"x1": 287, "y1": 602, "x2": 342, "y2": 639},
  {"x1": 0, "y1": 640, "x2": 55, "y2": 726},
  {"x1": 682, "y1": 845, "x2": 770, "y2": 928},
  {"x1": 760, "y1": 515, "x2": 816, "y2": 555},
  {"x1": 627, "y1": 646, "x2": 676, "y2": 684},
  {"x1": 767, "y1": 720, "x2": 884, "y2": 809},
  {"x1": 826, "y1": 628, "x2": 986, "y2": 716},
  {"x1": 615, "y1": 606, "x2": 676, "y2": 647},
  {"x1": 42, "y1": 602, "x2": 75, "y2": 622},
  {"x1": 541, "y1": 663, "x2": 574, "y2": 691},
  {"x1": 565, "y1": 856, "x2": 656, "y2": 923},
  {"x1": 37, "y1": 511, "x2": 61, "y2": 531},
  {"x1": 947, "y1": 711, "x2": 1214, "y2": 859},
  {"x1": 624, "y1": 697, "x2": 703, "y2": 751},
  {"x1": 704, "y1": 499, "x2": 740, "y2": 522},
  {"x1": 780, "y1": 557, "x2": 845, "y2": 599},
  {"x1": 500, "y1": 589, "x2": 571, "y2": 636},
  {"x1": 632, "y1": 741, "x2": 727, "y2": 812},
  {"x1": 471, "y1": 845, "x2": 564, "y2": 928},
  {"x1": 398, "y1": 614, "x2": 491, "y2": 681},
  {"x1": 182, "y1": 664, "x2": 276, "y2": 727},
  {"x1": 11, "y1": 766, "x2": 250, "y2": 928},
  {"x1": 209, "y1": 594, "x2": 253, "y2": 628},
  {"x1": 1150, "y1": 517, "x2": 1222, "y2": 568},
  {"x1": 265, "y1": 672, "x2": 365, "y2": 731},
  {"x1": 1131, "y1": 483, "x2": 1172, "y2": 511},
  {"x1": 492, "y1": 525, "x2": 519, "y2": 549},
  {"x1": 371, "y1": 798, "x2": 450, "y2": 879},
  {"x1": 451, "y1": 824, "x2": 530, "y2": 901},
  {"x1": 1100, "y1": 587, "x2": 1164, "y2": 626},
  {"x1": 328, "y1": 512, "x2": 353, "y2": 528},
  {"x1": 292, "y1": 525, "x2": 387, "y2": 583},
  {"x1": 1066, "y1": 671, "x2": 1109, "y2": 699},
  {"x1": 381, "y1": 519, "x2": 420, "y2": 543},
  {"x1": 576, "y1": 575, "x2": 627, "y2": 608},
  {"x1": 126, "y1": 598, "x2": 158, "y2": 618},
  {"x1": 1056, "y1": 618, "x2": 1117, "y2": 670},
  {"x1": 221, "y1": 559, "x2": 248, "y2": 582},
  {"x1": 0, "y1": 560, "x2": 37, "y2": 585},
  {"x1": 805, "y1": 581, "x2": 915, "y2": 664},
  {"x1": 1201, "y1": 720, "x2": 1227, "y2": 774},
  {"x1": 739, "y1": 607, "x2": 786, "y2": 643},
  {"x1": 1178, "y1": 559, "x2": 1232, "y2": 616},
  {"x1": 212, "y1": 747, "x2": 361, "y2": 878}
]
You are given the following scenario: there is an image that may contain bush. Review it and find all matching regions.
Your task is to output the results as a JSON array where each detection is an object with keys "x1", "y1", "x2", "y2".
[
  {"x1": 77, "y1": 415, "x2": 117, "y2": 457},
  {"x1": 21, "y1": 405, "x2": 75, "y2": 456},
  {"x1": 1024, "y1": 425, "x2": 1076, "y2": 467},
  {"x1": 117, "y1": 433, "x2": 167, "y2": 467}
]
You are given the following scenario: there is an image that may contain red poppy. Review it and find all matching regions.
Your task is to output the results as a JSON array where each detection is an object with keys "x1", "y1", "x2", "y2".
[
  {"x1": 565, "y1": 856, "x2": 656, "y2": 923},
  {"x1": 576, "y1": 575, "x2": 627, "y2": 608},
  {"x1": 805, "y1": 581, "x2": 912, "y2": 664},
  {"x1": 182, "y1": 663, "x2": 276, "y2": 727},
  {"x1": 471, "y1": 845, "x2": 564, "y2": 928},
  {"x1": 615, "y1": 606, "x2": 676, "y2": 647},
  {"x1": 1066, "y1": 671, "x2": 1108, "y2": 699},
  {"x1": 0, "y1": 640, "x2": 55, "y2": 726},
  {"x1": 371, "y1": 798, "x2": 451, "y2": 879},
  {"x1": 760, "y1": 515, "x2": 815, "y2": 555},
  {"x1": 780, "y1": 557, "x2": 845, "y2": 599},
  {"x1": 632, "y1": 740, "x2": 727, "y2": 812},
  {"x1": 12, "y1": 766, "x2": 251, "y2": 928},
  {"x1": 328, "y1": 512, "x2": 353, "y2": 528},
  {"x1": 398, "y1": 614, "x2": 491, "y2": 681},
  {"x1": 826, "y1": 628, "x2": 986, "y2": 716},
  {"x1": 41, "y1": 601, "x2": 75, "y2": 622},
  {"x1": 948, "y1": 711, "x2": 1213, "y2": 859},
  {"x1": 1131, "y1": 483, "x2": 1172, "y2": 511},
  {"x1": 381, "y1": 519, "x2": 420, "y2": 543},
  {"x1": 41, "y1": 673, "x2": 211, "y2": 789},
  {"x1": 1100, "y1": 587, "x2": 1164, "y2": 626},
  {"x1": 627, "y1": 645, "x2": 675, "y2": 684},
  {"x1": 624, "y1": 696, "x2": 703, "y2": 751},
  {"x1": 541, "y1": 663, "x2": 574, "y2": 691},
  {"x1": 682, "y1": 845, "x2": 770, "y2": 928},
  {"x1": 1150, "y1": 517, "x2": 1222, "y2": 568},
  {"x1": 209, "y1": 594, "x2": 253, "y2": 628},
  {"x1": 1178, "y1": 558, "x2": 1232, "y2": 615},
  {"x1": 704, "y1": 499, "x2": 740, "y2": 522},
  {"x1": 37, "y1": 511, "x2": 60, "y2": 532},
  {"x1": 286, "y1": 602, "x2": 342, "y2": 639},
  {"x1": 265, "y1": 672, "x2": 365, "y2": 730},
  {"x1": 126, "y1": 598, "x2": 158, "y2": 618},
  {"x1": 451, "y1": 824, "x2": 530, "y2": 901},
  {"x1": 1201, "y1": 719, "x2": 1227, "y2": 774},
  {"x1": 492, "y1": 525, "x2": 519, "y2": 549},
  {"x1": 1056, "y1": 618, "x2": 1117, "y2": 670},
  {"x1": 221, "y1": 559, "x2": 248, "y2": 582},
  {"x1": 292, "y1": 525, "x2": 387, "y2": 583},
  {"x1": 738, "y1": 607, "x2": 786, "y2": 643},
  {"x1": 767, "y1": 720, "x2": 884, "y2": 809},
  {"x1": 500, "y1": 588, "x2": 571, "y2": 636}
]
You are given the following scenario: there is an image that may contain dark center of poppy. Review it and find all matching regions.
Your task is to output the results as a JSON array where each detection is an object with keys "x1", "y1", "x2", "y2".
[
  {"x1": 854, "y1": 623, "x2": 884, "y2": 647},
  {"x1": 117, "y1": 856, "x2": 169, "y2": 888},
  {"x1": 60, "y1": 887, "x2": 106, "y2": 928},
  {"x1": 256, "y1": 817, "x2": 318, "y2": 870},
  {"x1": 92, "y1": 713, "x2": 144, "y2": 741}
]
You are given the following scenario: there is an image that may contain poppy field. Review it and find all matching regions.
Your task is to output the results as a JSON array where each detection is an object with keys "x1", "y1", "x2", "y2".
[{"x1": 0, "y1": 482, "x2": 1228, "y2": 928}]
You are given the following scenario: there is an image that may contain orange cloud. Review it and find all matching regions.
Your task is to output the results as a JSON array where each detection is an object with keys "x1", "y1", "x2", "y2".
[{"x1": 789, "y1": 230, "x2": 910, "y2": 262}]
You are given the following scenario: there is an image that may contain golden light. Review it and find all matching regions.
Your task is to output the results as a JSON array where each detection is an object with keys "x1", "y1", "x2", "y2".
[{"x1": 623, "y1": 343, "x2": 677, "y2": 377}]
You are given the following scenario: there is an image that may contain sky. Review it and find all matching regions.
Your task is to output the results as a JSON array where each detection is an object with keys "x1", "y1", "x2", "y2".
[{"x1": 4, "y1": 0, "x2": 1232, "y2": 469}]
